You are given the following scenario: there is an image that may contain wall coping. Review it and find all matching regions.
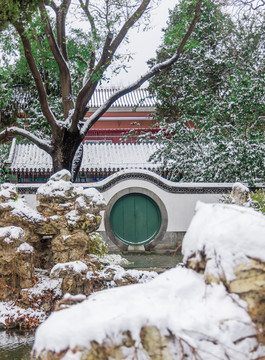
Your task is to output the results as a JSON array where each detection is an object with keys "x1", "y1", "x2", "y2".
[{"x1": 13, "y1": 169, "x2": 265, "y2": 194}]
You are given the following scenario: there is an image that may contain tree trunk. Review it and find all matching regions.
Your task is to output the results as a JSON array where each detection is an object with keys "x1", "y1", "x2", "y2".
[{"x1": 51, "y1": 127, "x2": 83, "y2": 182}]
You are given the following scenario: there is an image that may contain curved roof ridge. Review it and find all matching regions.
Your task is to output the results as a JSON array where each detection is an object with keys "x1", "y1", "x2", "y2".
[{"x1": 87, "y1": 87, "x2": 156, "y2": 109}]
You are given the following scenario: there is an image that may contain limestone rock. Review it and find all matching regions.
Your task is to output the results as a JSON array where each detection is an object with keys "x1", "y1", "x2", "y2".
[
  {"x1": 50, "y1": 169, "x2": 72, "y2": 182},
  {"x1": 51, "y1": 233, "x2": 92, "y2": 264},
  {"x1": 0, "y1": 172, "x2": 108, "y2": 307},
  {"x1": 230, "y1": 182, "x2": 250, "y2": 206},
  {"x1": 228, "y1": 259, "x2": 265, "y2": 343},
  {"x1": 0, "y1": 183, "x2": 17, "y2": 202},
  {"x1": 75, "y1": 188, "x2": 106, "y2": 215},
  {"x1": 0, "y1": 226, "x2": 35, "y2": 300},
  {"x1": 33, "y1": 267, "x2": 260, "y2": 360},
  {"x1": 36, "y1": 170, "x2": 83, "y2": 217},
  {"x1": 50, "y1": 261, "x2": 90, "y2": 295},
  {"x1": 182, "y1": 202, "x2": 265, "y2": 343},
  {"x1": 64, "y1": 211, "x2": 101, "y2": 233},
  {"x1": 0, "y1": 196, "x2": 55, "y2": 268}
]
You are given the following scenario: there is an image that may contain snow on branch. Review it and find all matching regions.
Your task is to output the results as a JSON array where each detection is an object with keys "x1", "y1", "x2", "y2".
[{"x1": 0, "y1": 127, "x2": 52, "y2": 153}]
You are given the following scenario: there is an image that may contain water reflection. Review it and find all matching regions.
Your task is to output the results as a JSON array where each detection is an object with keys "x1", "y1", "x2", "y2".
[{"x1": 0, "y1": 330, "x2": 34, "y2": 360}]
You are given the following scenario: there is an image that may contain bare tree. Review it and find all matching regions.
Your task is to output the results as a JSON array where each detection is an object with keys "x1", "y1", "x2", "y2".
[{"x1": 0, "y1": 0, "x2": 202, "y2": 181}]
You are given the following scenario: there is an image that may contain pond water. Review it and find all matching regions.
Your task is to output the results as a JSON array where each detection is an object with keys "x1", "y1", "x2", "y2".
[
  {"x1": 0, "y1": 253, "x2": 182, "y2": 359},
  {"x1": 122, "y1": 252, "x2": 183, "y2": 272},
  {"x1": 0, "y1": 330, "x2": 34, "y2": 360}
]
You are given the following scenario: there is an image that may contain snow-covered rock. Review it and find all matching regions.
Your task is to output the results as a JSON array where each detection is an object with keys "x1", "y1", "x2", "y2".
[
  {"x1": 75, "y1": 188, "x2": 106, "y2": 215},
  {"x1": 33, "y1": 267, "x2": 262, "y2": 360},
  {"x1": 0, "y1": 183, "x2": 17, "y2": 201},
  {"x1": 50, "y1": 261, "x2": 88, "y2": 278},
  {"x1": 230, "y1": 182, "x2": 250, "y2": 206},
  {"x1": 0, "y1": 226, "x2": 35, "y2": 300},
  {"x1": 183, "y1": 201, "x2": 265, "y2": 343},
  {"x1": 50, "y1": 170, "x2": 72, "y2": 182}
]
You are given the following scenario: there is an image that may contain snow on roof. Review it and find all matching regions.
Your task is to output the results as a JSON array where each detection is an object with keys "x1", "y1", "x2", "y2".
[
  {"x1": 8, "y1": 141, "x2": 161, "y2": 172},
  {"x1": 87, "y1": 88, "x2": 156, "y2": 108},
  {"x1": 81, "y1": 142, "x2": 160, "y2": 171}
]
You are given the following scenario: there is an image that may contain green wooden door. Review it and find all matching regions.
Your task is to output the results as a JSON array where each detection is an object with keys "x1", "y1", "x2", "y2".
[{"x1": 110, "y1": 193, "x2": 161, "y2": 245}]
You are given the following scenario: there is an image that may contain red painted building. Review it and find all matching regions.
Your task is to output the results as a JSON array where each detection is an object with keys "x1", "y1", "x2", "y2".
[
  {"x1": 84, "y1": 87, "x2": 157, "y2": 143},
  {"x1": 6, "y1": 88, "x2": 162, "y2": 183}
]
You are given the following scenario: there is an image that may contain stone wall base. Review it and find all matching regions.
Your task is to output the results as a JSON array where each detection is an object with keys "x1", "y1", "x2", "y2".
[{"x1": 99, "y1": 231, "x2": 185, "y2": 254}]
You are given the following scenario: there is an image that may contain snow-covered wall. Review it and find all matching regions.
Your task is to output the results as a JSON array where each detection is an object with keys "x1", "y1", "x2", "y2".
[{"x1": 17, "y1": 170, "x2": 243, "y2": 252}]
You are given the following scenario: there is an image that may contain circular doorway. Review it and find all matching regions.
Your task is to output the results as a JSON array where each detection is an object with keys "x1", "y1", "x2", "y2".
[{"x1": 110, "y1": 193, "x2": 162, "y2": 246}]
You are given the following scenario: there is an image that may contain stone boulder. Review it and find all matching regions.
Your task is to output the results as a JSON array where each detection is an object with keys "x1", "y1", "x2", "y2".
[
  {"x1": 0, "y1": 183, "x2": 17, "y2": 202},
  {"x1": 182, "y1": 201, "x2": 265, "y2": 344},
  {"x1": 50, "y1": 261, "x2": 90, "y2": 295},
  {"x1": 33, "y1": 266, "x2": 261, "y2": 360},
  {"x1": 49, "y1": 256, "x2": 157, "y2": 297},
  {"x1": 36, "y1": 170, "x2": 107, "y2": 264},
  {"x1": 0, "y1": 187, "x2": 56, "y2": 268},
  {"x1": 0, "y1": 226, "x2": 35, "y2": 301},
  {"x1": 230, "y1": 182, "x2": 250, "y2": 206},
  {"x1": 75, "y1": 188, "x2": 106, "y2": 215},
  {"x1": 36, "y1": 170, "x2": 82, "y2": 217}
]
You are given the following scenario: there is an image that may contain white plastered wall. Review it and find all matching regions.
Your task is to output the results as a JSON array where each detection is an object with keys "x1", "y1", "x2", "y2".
[{"x1": 19, "y1": 170, "x2": 230, "y2": 233}]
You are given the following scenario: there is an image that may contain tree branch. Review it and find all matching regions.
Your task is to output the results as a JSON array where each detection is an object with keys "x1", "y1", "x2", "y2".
[
  {"x1": 109, "y1": 0, "x2": 151, "y2": 57},
  {"x1": 70, "y1": 0, "x2": 152, "y2": 132},
  {"x1": 39, "y1": 1, "x2": 74, "y2": 120},
  {"x1": 79, "y1": 0, "x2": 97, "y2": 72},
  {"x1": 0, "y1": 127, "x2": 53, "y2": 153},
  {"x1": 14, "y1": 23, "x2": 58, "y2": 135},
  {"x1": 44, "y1": 0, "x2": 58, "y2": 11},
  {"x1": 80, "y1": 0, "x2": 203, "y2": 138},
  {"x1": 69, "y1": 31, "x2": 113, "y2": 132},
  {"x1": 57, "y1": 0, "x2": 71, "y2": 61},
  {"x1": 79, "y1": 0, "x2": 97, "y2": 37}
]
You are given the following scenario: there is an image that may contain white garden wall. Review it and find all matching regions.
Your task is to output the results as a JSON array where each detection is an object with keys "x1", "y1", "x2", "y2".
[{"x1": 18, "y1": 170, "x2": 237, "y2": 252}]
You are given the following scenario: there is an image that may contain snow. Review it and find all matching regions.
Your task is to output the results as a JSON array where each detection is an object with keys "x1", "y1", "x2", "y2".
[
  {"x1": 0, "y1": 183, "x2": 17, "y2": 199},
  {"x1": 85, "y1": 263, "x2": 157, "y2": 286},
  {"x1": 182, "y1": 202, "x2": 265, "y2": 281},
  {"x1": 0, "y1": 226, "x2": 24, "y2": 240},
  {"x1": 75, "y1": 188, "x2": 106, "y2": 209},
  {"x1": 0, "y1": 301, "x2": 46, "y2": 327},
  {"x1": 50, "y1": 261, "x2": 88, "y2": 277},
  {"x1": 112, "y1": 266, "x2": 158, "y2": 283},
  {"x1": 62, "y1": 294, "x2": 86, "y2": 302},
  {"x1": 33, "y1": 267, "x2": 261, "y2": 359},
  {"x1": 16, "y1": 242, "x2": 34, "y2": 253},
  {"x1": 27, "y1": 270, "x2": 62, "y2": 298},
  {"x1": 37, "y1": 180, "x2": 78, "y2": 198},
  {"x1": 50, "y1": 170, "x2": 71, "y2": 182},
  {"x1": 96, "y1": 254, "x2": 130, "y2": 266},
  {"x1": 65, "y1": 210, "x2": 80, "y2": 225},
  {"x1": 0, "y1": 198, "x2": 45, "y2": 223}
]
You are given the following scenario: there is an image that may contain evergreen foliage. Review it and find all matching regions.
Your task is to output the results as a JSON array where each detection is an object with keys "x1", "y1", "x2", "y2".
[
  {"x1": 147, "y1": 0, "x2": 265, "y2": 184},
  {"x1": 0, "y1": 0, "x2": 40, "y2": 30}
]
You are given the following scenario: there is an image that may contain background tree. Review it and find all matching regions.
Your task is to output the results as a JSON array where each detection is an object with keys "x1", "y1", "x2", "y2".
[
  {"x1": 146, "y1": 0, "x2": 265, "y2": 184},
  {"x1": 0, "y1": 0, "x2": 202, "y2": 181},
  {"x1": 0, "y1": 0, "x2": 40, "y2": 30}
]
